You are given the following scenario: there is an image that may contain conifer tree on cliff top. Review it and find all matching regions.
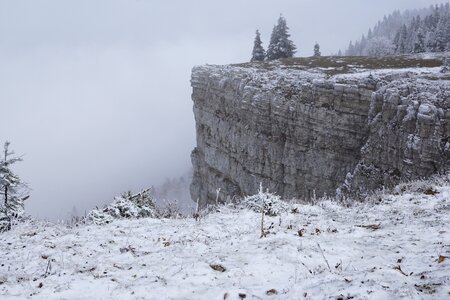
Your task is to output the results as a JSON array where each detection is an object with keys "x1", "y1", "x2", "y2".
[
  {"x1": 313, "y1": 42, "x2": 321, "y2": 57},
  {"x1": 251, "y1": 30, "x2": 266, "y2": 62},
  {"x1": 266, "y1": 15, "x2": 297, "y2": 60}
]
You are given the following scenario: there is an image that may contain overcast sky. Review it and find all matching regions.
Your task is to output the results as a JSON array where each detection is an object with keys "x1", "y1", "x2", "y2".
[{"x1": 0, "y1": 0, "x2": 443, "y2": 219}]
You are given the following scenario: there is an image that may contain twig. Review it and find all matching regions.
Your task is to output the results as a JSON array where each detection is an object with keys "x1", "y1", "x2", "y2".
[
  {"x1": 215, "y1": 188, "x2": 221, "y2": 206},
  {"x1": 355, "y1": 224, "x2": 381, "y2": 230},
  {"x1": 317, "y1": 243, "x2": 331, "y2": 272},
  {"x1": 300, "y1": 261, "x2": 313, "y2": 275},
  {"x1": 393, "y1": 265, "x2": 408, "y2": 276},
  {"x1": 44, "y1": 259, "x2": 52, "y2": 277},
  {"x1": 127, "y1": 188, "x2": 151, "y2": 201},
  {"x1": 193, "y1": 198, "x2": 200, "y2": 221},
  {"x1": 260, "y1": 204, "x2": 265, "y2": 238}
]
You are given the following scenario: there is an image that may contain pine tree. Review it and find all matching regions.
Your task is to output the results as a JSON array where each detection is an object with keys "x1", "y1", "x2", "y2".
[
  {"x1": 359, "y1": 34, "x2": 367, "y2": 55},
  {"x1": 346, "y1": 41, "x2": 355, "y2": 56},
  {"x1": 398, "y1": 24, "x2": 408, "y2": 53},
  {"x1": 354, "y1": 40, "x2": 361, "y2": 56},
  {"x1": 413, "y1": 28, "x2": 426, "y2": 53},
  {"x1": 0, "y1": 142, "x2": 29, "y2": 232},
  {"x1": 435, "y1": 14, "x2": 449, "y2": 52},
  {"x1": 393, "y1": 30, "x2": 401, "y2": 52},
  {"x1": 367, "y1": 28, "x2": 373, "y2": 40},
  {"x1": 266, "y1": 15, "x2": 297, "y2": 60},
  {"x1": 251, "y1": 30, "x2": 266, "y2": 62},
  {"x1": 313, "y1": 43, "x2": 321, "y2": 57},
  {"x1": 405, "y1": 16, "x2": 420, "y2": 53}
]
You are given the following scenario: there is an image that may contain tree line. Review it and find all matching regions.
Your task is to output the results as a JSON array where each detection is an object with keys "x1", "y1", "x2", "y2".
[
  {"x1": 256, "y1": 4, "x2": 450, "y2": 60},
  {"x1": 347, "y1": 3, "x2": 450, "y2": 56}
]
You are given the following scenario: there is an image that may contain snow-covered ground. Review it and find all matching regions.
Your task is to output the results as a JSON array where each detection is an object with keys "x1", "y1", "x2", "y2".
[{"x1": 1, "y1": 179, "x2": 449, "y2": 299}]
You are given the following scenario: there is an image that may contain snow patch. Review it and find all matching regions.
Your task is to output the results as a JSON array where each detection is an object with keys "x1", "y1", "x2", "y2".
[{"x1": 0, "y1": 179, "x2": 449, "y2": 299}]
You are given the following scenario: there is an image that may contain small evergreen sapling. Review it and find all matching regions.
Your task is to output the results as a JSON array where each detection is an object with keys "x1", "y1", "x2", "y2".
[
  {"x1": 441, "y1": 57, "x2": 450, "y2": 73},
  {"x1": 87, "y1": 188, "x2": 157, "y2": 225},
  {"x1": 251, "y1": 30, "x2": 266, "y2": 62},
  {"x1": 242, "y1": 183, "x2": 288, "y2": 217},
  {"x1": 0, "y1": 142, "x2": 29, "y2": 232}
]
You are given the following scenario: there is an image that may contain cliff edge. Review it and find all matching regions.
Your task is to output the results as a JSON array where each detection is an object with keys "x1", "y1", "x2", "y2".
[{"x1": 191, "y1": 55, "x2": 450, "y2": 205}]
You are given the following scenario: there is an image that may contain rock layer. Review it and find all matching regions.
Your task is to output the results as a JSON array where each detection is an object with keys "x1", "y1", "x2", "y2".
[{"x1": 191, "y1": 57, "x2": 450, "y2": 205}]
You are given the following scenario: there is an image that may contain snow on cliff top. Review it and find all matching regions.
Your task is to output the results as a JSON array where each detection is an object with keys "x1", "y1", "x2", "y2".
[
  {"x1": 1, "y1": 178, "x2": 449, "y2": 299},
  {"x1": 193, "y1": 54, "x2": 449, "y2": 91}
]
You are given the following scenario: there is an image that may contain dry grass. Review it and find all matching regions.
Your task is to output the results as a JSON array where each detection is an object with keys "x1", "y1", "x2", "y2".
[{"x1": 234, "y1": 55, "x2": 444, "y2": 75}]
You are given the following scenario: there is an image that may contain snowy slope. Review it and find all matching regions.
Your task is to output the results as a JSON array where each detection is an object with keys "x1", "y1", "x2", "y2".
[{"x1": 0, "y1": 179, "x2": 449, "y2": 300}]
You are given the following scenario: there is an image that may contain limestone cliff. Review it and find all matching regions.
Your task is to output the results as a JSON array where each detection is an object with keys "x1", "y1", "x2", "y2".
[{"x1": 190, "y1": 56, "x2": 450, "y2": 205}]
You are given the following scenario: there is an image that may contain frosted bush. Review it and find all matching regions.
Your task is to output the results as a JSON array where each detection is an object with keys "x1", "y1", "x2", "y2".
[
  {"x1": 0, "y1": 205, "x2": 25, "y2": 232},
  {"x1": 88, "y1": 189, "x2": 157, "y2": 225},
  {"x1": 156, "y1": 199, "x2": 183, "y2": 219},
  {"x1": 242, "y1": 184, "x2": 289, "y2": 216},
  {"x1": 392, "y1": 174, "x2": 449, "y2": 196},
  {"x1": 86, "y1": 209, "x2": 114, "y2": 225},
  {"x1": 0, "y1": 208, "x2": 10, "y2": 232}
]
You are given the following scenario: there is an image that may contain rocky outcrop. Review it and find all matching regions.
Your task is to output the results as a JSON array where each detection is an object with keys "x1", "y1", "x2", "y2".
[
  {"x1": 190, "y1": 56, "x2": 450, "y2": 205},
  {"x1": 347, "y1": 77, "x2": 450, "y2": 194}
]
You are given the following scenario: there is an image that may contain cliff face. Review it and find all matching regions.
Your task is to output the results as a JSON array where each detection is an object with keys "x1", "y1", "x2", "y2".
[{"x1": 191, "y1": 56, "x2": 450, "y2": 205}]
